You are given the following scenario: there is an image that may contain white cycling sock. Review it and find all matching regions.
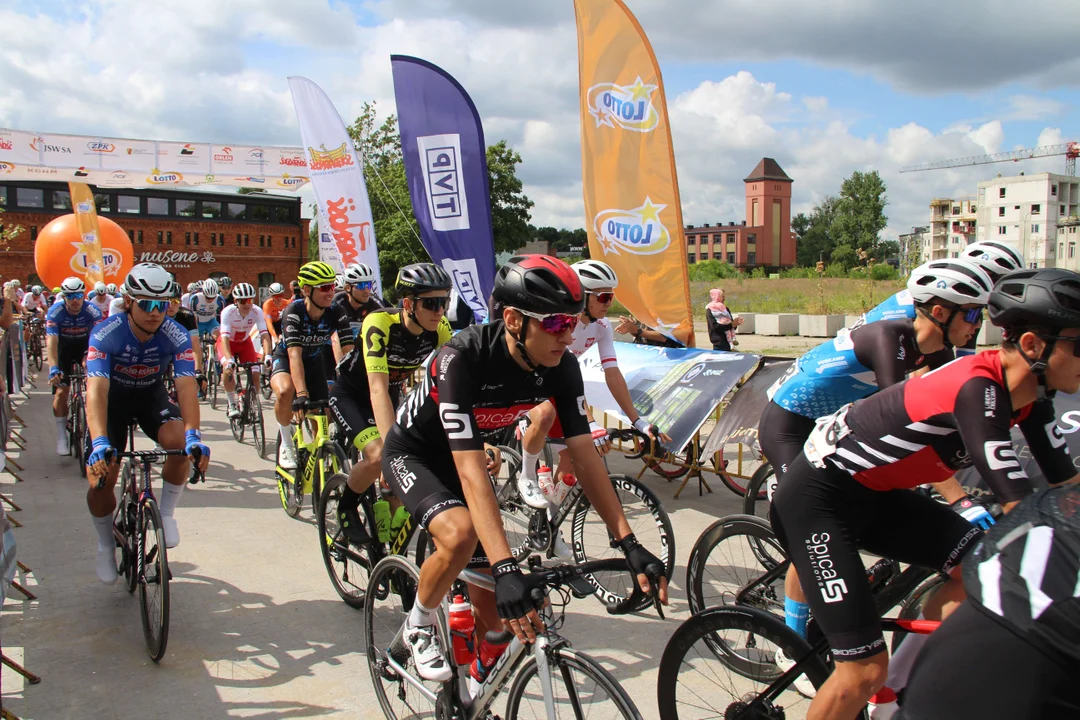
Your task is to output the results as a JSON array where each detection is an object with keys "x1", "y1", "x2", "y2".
[
  {"x1": 93, "y1": 514, "x2": 114, "y2": 551},
  {"x1": 226, "y1": 391, "x2": 237, "y2": 404},
  {"x1": 279, "y1": 424, "x2": 295, "y2": 449},
  {"x1": 408, "y1": 598, "x2": 437, "y2": 628},
  {"x1": 55, "y1": 416, "x2": 66, "y2": 434},
  {"x1": 521, "y1": 449, "x2": 541, "y2": 481},
  {"x1": 159, "y1": 482, "x2": 185, "y2": 517},
  {"x1": 885, "y1": 614, "x2": 929, "y2": 692}
]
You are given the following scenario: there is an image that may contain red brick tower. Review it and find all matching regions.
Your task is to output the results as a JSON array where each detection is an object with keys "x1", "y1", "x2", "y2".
[{"x1": 744, "y1": 158, "x2": 793, "y2": 269}]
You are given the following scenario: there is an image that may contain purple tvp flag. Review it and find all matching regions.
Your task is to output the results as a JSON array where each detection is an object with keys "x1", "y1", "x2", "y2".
[{"x1": 391, "y1": 55, "x2": 496, "y2": 323}]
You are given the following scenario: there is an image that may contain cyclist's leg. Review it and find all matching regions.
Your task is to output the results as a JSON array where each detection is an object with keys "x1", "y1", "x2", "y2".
[
  {"x1": 86, "y1": 394, "x2": 131, "y2": 584},
  {"x1": 517, "y1": 401, "x2": 557, "y2": 508},
  {"x1": 136, "y1": 385, "x2": 186, "y2": 548},
  {"x1": 759, "y1": 401, "x2": 818, "y2": 636},
  {"x1": 53, "y1": 344, "x2": 79, "y2": 453},
  {"x1": 270, "y1": 353, "x2": 297, "y2": 463},
  {"x1": 770, "y1": 453, "x2": 890, "y2": 718},
  {"x1": 328, "y1": 391, "x2": 382, "y2": 544},
  {"x1": 217, "y1": 335, "x2": 237, "y2": 400}
]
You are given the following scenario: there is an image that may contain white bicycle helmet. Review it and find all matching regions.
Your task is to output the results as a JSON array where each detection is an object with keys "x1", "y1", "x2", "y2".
[
  {"x1": 334, "y1": 275, "x2": 345, "y2": 291},
  {"x1": 30, "y1": 286, "x2": 42, "y2": 296},
  {"x1": 268, "y1": 282, "x2": 285, "y2": 295},
  {"x1": 125, "y1": 263, "x2": 174, "y2": 299},
  {"x1": 907, "y1": 259, "x2": 993, "y2": 306},
  {"x1": 233, "y1": 282, "x2": 256, "y2": 300},
  {"x1": 106, "y1": 283, "x2": 118, "y2": 295},
  {"x1": 572, "y1": 259, "x2": 619, "y2": 290},
  {"x1": 343, "y1": 262, "x2": 376, "y2": 286},
  {"x1": 186, "y1": 281, "x2": 199, "y2": 294},
  {"x1": 959, "y1": 241, "x2": 1025, "y2": 282},
  {"x1": 202, "y1": 279, "x2": 220, "y2": 299},
  {"x1": 93, "y1": 281, "x2": 107, "y2": 296},
  {"x1": 60, "y1": 277, "x2": 85, "y2": 294},
  {"x1": 119, "y1": 283, "x2": 130, "y2": 296}
]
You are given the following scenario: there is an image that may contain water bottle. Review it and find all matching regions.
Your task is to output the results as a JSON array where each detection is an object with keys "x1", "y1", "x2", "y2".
[
  {"x1": 372, "y1": 499, "x2": 391, "y2": 544},
  {"x1": 390, "y1": 506, "x2": 409, "y2": 537},
  {"x1": 551, "y1": 473, "x2": 578, "y2": 506},
  {"x1": 448, "y1": 595, "x2": 476, "y2": 666},
  {"x1": 468, "y1": 630, "x2": 512, "y2": 698},
  {"x1": 867, "y1": 687, "x2": 899, "y2": 719},
  {"x1": 537, "y1": 465, "x2": 555, "y2": 499}
]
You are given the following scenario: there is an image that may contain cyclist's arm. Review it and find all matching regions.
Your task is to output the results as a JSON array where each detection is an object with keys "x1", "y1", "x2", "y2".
[
  {"x1": 85, "y1": 339, "x2": 112, "y2": 441},
  {"x1": 251, "y1": 309, "x2": 272, "y2": 356},
  {"x1": 173, "y1": 342, "x2": 201, "y2": 435},
  {"x1": 596, "y1": 320, "x2": 640, "y2": 422},
  {"x1": 190, "y1": 333, "x2": 204, "y2": 374},
  {"x1": 954, "y1": 377, "x2": 1036, "y2": 508},
  {"x1": 363, "y1": 313, "x2": 395, "y2": 435},
  {"x1": 331, "y1": 332, "x2": 343, "y2": 364},
  {"x1": 280, "y1": 307, "x2": 309, "y2": 395},
  {"x1": 331, "y1": 305, "x2": 354, "y2": 361},
  {"x1": 46, "y1": 333, "x2": 59, "y2": 369},
  {"x1": 287, "y1": 345, "x2": 308, "y2": 396},
  {"x1": 219, "y1": 307, "x2": 236, "y2": 365},
  {"x1": 1019, "y1": 398, "x2": 1079, "y2": 492}
]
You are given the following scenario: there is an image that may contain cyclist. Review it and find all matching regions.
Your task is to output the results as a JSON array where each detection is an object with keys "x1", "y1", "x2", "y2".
[
  {"x1": 87, "y1": 281, "x2": 112, "y2": 317},
  {"x1": 188, "y1": 278, "x2": 225, "y2": 341},
  {"x1": 323, "y1": 263, "x2": 383, "y2": 388},
  {"x1": 382, "y1": 255, "x2": 669, "y2": 681},
  {"x1": 84, "y1": 264, "x2": 210, "y2": 584},
  {"x1": 106, "y1": 282, "x2": 119, "y2": 298},
  {"x1": 165, "y1": 282, "x2": 205, "y2": 391},
  {"x1": 47, "y1": 277, "x2": 103, "y2": 456},
  {"x1": 181, "y1": 281, "x2": 201, "y2": 308},
  {"x1": 951, "y1": 241, "x2": 1025, "y2": 358},
  {"x1": 262, "y1": 282, "x2": 290, "y2": 345},
  {"x1": 22, "y1": 285, "x2": 47, "y2": 320},
  {"x1": 769, "y1": 267, "x2": 1080, "y2": 719},
  {"x1": 219, "y1": 282, "x2": 272, "y2": 420},
  {"x1": 290, "y1": 280, "x2": 302, "y2": 300},
  {"x1": 107, "y1": 285, "x2": 125, "y2": 317},
  {"x1": 898, "y1": 484, "x2": 1080, "y2": 719},
  {"x1": 330, "y1": 263, "x2": 452, "y2": 544},
  {"x1": 217, "y1": 276, "x2": 234, "y2": 308},
  {"x1": 269, "y1": 261, "x2": 353, "y2": 469},
  {"x1": 516, "y1": 259, "x2": 665, "y2": 554}
]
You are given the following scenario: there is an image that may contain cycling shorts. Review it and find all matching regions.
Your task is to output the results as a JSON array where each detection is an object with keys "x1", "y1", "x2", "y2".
[
  {"x1": 897, "y1": 602, "x2": 1080, "y2": 719},
  {"x1": 329, "y1": 389, "x2": 385, "y2": 451},
  {"x1": 216, "y1": 335, "x2": 261, "y2": 366},
  {"x1": 382, "y1": 427, "x2": 489, "y2": 569},
  {"x1": 196, "y1": 318, "x2": 219, "y2": 337},
  {"x1": 53, "y1": 340, "x2": 88, "y2": 391},
  {"x1": 757, "y1": 400, "x2": 817, "y2": 481},
  {"x1": 86, "y1": 384, "x2": 182, "y2": 455},
  {"x1": 270, "y1": 353, "x2": 329, "y2": 404},
  {"x1": 770, "y1": 451, "x2": 982, "y2": 661}
]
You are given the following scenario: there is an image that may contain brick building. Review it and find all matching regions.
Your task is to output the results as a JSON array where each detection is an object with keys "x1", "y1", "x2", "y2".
[
  {"x1": 684, "y1": 158, "x2": 796, "y2": 271},
  {"x1": 0, "y1": 181, "x2": 309, "y2": 299}
]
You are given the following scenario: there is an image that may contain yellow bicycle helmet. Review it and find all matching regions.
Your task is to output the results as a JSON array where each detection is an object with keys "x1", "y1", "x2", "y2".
[{"x1": 297, "y1": 261, "x2": 337, "y2": 288}]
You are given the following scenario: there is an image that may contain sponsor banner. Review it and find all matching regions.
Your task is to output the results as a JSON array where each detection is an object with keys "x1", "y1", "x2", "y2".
[
  {"x1": 0, "y1": 127, "x2": 307, "y2": 191},
  {"x1": 700, "y1": 358, "x2": 793, "y2": 457},
  {"x1": 578, "y1": 341, "x2": 760, "y2": 454},
  {"x1": 391, "y1": 56, "x2": 497, "y2": 323},
  {"x1": 288, "y1": 76, "x2": 381, "y2": 289},
  {"x1": 67, "y1": 183, "x2": 106, "y2": 286},
  {"x1": 574, "y1": 0, "x2": 695, "y2": 345}
]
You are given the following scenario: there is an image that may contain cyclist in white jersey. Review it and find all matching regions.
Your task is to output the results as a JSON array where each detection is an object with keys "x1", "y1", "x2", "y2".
[
  {"x1": 22, "y1": 286, "x2": 47, "y2": 318},
  {"x1": 517, "y1": 260, "x2": 664, "y2": 520},
  {"x1": 218, "y1": 282, "x2": 272, "y2": 419},
  {"x1": 188, "y1": 279, "x2": 225, "y2": 339},
  {"x1": 107, "y1": 284, "x2": 126, "y2": 317},
  {"x1": 87, "y1": 282, "x2": 112, "y2": 317}
]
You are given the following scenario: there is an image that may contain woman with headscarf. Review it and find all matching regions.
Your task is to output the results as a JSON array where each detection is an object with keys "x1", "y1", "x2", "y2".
[{"x1": 706, "y1": 288, "x2": 741, "y2": 351}]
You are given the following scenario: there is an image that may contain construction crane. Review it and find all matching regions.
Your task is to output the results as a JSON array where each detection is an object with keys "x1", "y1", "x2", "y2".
[{"x1": 900, "y1": 141, "x2": 1080, "y2": 176}]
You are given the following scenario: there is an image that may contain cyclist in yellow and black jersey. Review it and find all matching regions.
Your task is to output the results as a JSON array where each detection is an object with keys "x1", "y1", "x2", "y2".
[{"x1": 329, "y1": 263, "x2": 454, "y2": 544}]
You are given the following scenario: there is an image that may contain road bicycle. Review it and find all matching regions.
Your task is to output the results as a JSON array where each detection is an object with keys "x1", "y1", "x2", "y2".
[
  {"x1": 26, "y1": 316, "x2": 44, "y2": 371},
  {"x1": 275, "y1": 399, "x2": 349, "y2": 518},
  {"x1": 66, "y1": 365, "x2": 87, "y2": 477},
  {"x1": 366, "y1": 555, "x2": 658, "y2": 720},
  {"x1": 101, "y1": 446, "x2": 204, "y2": 662},
  {"x1": 491, "y1": 427, "x2": 675, "y2": 614},
  {"x1": 261, "y1": 365, "x2": 273, "y2": 400},
  {"x1": 227, "y1": 361, "x2": 268, "y2": 458},
  {"x1": 199, "y1": 333, "x2": 220, "y2": 407}
]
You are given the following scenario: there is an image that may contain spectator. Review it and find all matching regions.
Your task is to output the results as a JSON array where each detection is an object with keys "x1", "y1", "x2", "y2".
[
  {"x1": 705, "y1": 288, "x2": 743, "y2": 351},
  {"x1": 289, "y1": 280, "x2": 302, "y2": 300}
]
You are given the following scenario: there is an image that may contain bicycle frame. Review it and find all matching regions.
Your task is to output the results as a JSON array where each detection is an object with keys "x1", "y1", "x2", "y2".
[{"x1": 275, "y1": 411, "x2": 331, "y2": 493}]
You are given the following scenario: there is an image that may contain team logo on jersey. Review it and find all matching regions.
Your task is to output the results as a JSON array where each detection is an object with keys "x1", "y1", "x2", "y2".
[
  {"x1": 177, "y1": 348, "x2": 196, "y2": 362},
  {"x1": 86, "y1": 348, "x2": 107, "y2": 362},
  {"x1": 114, "y1": 364, "x2": 161, "y2": 380}
]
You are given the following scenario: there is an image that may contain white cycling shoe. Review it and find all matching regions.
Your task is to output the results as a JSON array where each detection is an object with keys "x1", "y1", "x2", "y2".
[
  {"x1": 161, "y1": 516, "x2": 180, "y2": 549},
  {"x1": 96, "y1": 545, "x2": 118, "y2": 585},
  {"x1": 516, "y1": 474, "x2": 548, "y2": 510},
  {"x1": 774, "y1": 647, "x2": 817, "y2": 698},
  {"x1": 56, "y1": 433, "x2": 70, "y2": 456},
  {"x1": 278, "y1": 442, "x2": 298, "y2": 470},
  {"x1": 550, "y1": 532, "x2": 574, "y2": 561},
  {"x1": 405, "y1": 620, "x2": 452, "y2": 682}
]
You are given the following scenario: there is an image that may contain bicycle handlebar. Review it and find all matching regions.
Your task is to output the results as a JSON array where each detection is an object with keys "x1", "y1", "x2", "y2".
[
  {"x1": 93, "y1": 447, "x2": 205, "y2": 490},
  {"x1": 525, "y1": 557, "x2": 665, "y2": 619},
  {"x1": 606, "y1": 425, "x2": 672, "y2": 454}
]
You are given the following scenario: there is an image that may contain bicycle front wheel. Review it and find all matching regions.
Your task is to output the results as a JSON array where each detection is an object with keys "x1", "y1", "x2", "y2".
[
  {"x1": 571, "y1": 474, "x2": 675, "y2": 613},
  {"x1": 276, "y1": 441, "x2": 303, "y2": 518},
  {"x1": 504, "y1": 646, "x2": 642, "y2": 720},
  {"x1": 318, "y1": 473, "x2": 373, "y2": 609},
  {"x1": 209, "y1": 363, "x2": 220, "y2": 409},
  {"x1": 313, "y1": 442, "x2": 349, "y2": 515},
  {"x1": 138, "y1": 499, "x2": 171, "y2": 663},
  {"x1": 686, "y1": 514, "x2": 787, "y2": 616},
  {"x1": 250, "y1": 391, "x2": 267, "y2": 459},
  {"x1": 741, "y1": 462, "x2": 775, "y2": 520},
  {"x1": 656, "y1": 606, "x2": 828, "y2": 720}
]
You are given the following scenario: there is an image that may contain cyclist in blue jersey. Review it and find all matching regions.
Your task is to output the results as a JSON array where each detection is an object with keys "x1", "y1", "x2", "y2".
[
  {"x1": 84, "y1": 264, "x2": 210, "y2": 585},
  {"x1": 951, "y1": 241, "x2": 1025, "y2": 357},
  {"x1": 47, "y1": 276, "x2": 103, "y2": 456},
  {"x1": 188, "y1": 278, "x2": 225, "y2": 339},
  {"x1": 759, "y1": 258, "x2": 993, "y2": 695}
]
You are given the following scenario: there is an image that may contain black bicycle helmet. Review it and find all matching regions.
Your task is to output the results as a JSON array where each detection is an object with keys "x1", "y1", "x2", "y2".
[
  {"x1": 396, "y1": 263, "x2": 452, "y2": 295},
  {"x1": 989, "y1": 269, "x2": 1080, "y2": 335},
  {"x1": 491, "y1": 255, "x2": 584, "y2": 316}
]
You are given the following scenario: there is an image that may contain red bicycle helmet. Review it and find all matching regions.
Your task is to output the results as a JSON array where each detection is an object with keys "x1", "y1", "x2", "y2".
[{"x1": 492, "y1": 255, "x2": 584, "y2": 316}]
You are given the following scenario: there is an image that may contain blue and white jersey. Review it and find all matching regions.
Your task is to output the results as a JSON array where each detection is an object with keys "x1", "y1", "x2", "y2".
[
  {"x1": 86, "y1": 314, "x2": 196, "y2": 390},
  {"x1": 858, "y1": 290, "x2": 916, "y2": 326},
  {"x1": 188, "y1": 292, "x2": 224, "y2": 322},
  {"x1": 46, "y1": 301, "x2": 102, "y2": 343},
  {"x1": 767, "y1": 329, "x2": 876, "y2": 419}
]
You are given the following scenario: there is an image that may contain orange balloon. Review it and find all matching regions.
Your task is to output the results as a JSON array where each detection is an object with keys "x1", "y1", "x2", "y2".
[{"x1": 34, "y1": 214, "x2": 134, "y2": 290}]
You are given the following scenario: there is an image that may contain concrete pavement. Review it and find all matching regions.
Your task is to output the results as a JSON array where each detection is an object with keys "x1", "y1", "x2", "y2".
[{"x1": 1, "y1": 383, "x2": 770, "y2": 720}]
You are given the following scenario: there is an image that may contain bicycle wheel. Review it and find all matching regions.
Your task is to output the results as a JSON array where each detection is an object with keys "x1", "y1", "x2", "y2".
[
  {"x1": 313, "y1": 442, "x2": 349, "y2": 515},
  {"x1": 229, "y1": 399, "x2": 246, "y2": 442},
  {"x1": 741, "y1": 463, "x2": 775, "y2": 521},
  {"x1": 889, "y1": 572, "x2": 946, "y2": 653},
  {"x1": 366, "y1": 555, "x2": 441, "y2": 720},
  {"x1": 571, "y1": 474, "x2": 675, "y2": 613},
  {"x1": 643, "y1": 438, "x2": 691, "y2": 481},
  {"x1": 504, "y1": 645, "x2": 642, "y2": 720},
  {"x1": 116, "y1": 467, "x2": 138, "y2": 594},
  {"x1": 251, "y1": 390, "x2": 267, "y2": 459},
  {"x1": 686, "y1": 514, "x2": 787, "y2": 617},
  {"x1": 72, "y1": 395, "x2": 86, "y2": 473},
  {"x1": 657, "y1": 606, "x2": 829, "y2": 720},
  {"x1": 318, "y1": 473, "x2": 373, "y2": 609},
  {"x1": 32, "y1": 341, "x2": 42, "y2": 371},
  {"x1": 276, "y1": 441, "x2": 303, "y2": 518},
  {"x1": 261, "y1": 371, "x2": 273, "y2": 400},
  {"x1": 139, "y1": 498, "x2": 171, "y2": 662},
  {"x1": 488, "y1": 446, "x2": 539, "y2": 562}
]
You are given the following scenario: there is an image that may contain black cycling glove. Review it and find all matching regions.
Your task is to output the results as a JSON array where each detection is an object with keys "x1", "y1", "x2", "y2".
[
  {"x1": 492, "y1": 559, "x2": 544, "y2": 621},
  {"x1": 291, "y1": 395, "x2": 310, "y2": 412},
  {"x1": 618, "y1": 533, "x2": 665, "y2": 587}
]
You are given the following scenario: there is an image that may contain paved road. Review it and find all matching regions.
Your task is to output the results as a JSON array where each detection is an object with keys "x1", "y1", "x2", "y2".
[{"x1": 1, "y1": 383, "x2": 775, "y2": 720}]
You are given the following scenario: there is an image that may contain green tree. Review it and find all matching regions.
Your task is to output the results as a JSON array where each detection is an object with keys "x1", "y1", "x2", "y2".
[
  {"x1": 237, "y1": 187, "x2": 266, "y2": 195},
  {"x1": 487, "y1": 140, "x2": 534, "y2": 253},
  {"x1": 830, "y1": 170, "x2": 889, "y2": 265},
  {"x1": 795, "y1": 196, "x2": 840, "y2": 267},
  {"x1": 0, "y1": 208, "x2": 23, "y2": 249}
]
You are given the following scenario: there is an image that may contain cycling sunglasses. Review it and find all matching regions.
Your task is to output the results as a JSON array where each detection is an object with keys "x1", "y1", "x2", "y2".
[
  {"x1": 352, "y1": 281, "x2": 374, "y2": 291},
  {"x1": 311, "y1": 282, "x2": 336, "y2": 293},
  {"x1": 1038, "y1": 335, "x2": 1080, "y2": 356},
  {"x1": 515, "y1": 308, "x2": 579, "y2": 334},
  {"x1": 587, "y1": 291, "x2": 615, "y2": 304},
  {"x1": 64, "y1": 292, "x2": 84, "y2": 301},
  {"x1": 415, "y1": 296, "x2": 450, "y2": 312},
  {"x1": 136, "y1": 299, "x2": 169, "y2": 313},
  {"x1": 944, "y1": 305, "x2": 984, "y2": 324},
  {"x1": 237, "y1": 297, "x2": 253, "y2": 304}
]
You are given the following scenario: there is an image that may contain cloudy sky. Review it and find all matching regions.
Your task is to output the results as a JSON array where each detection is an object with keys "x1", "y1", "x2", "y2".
[{"x1": 2, "y1": 0, "x2": 1077, "y2": 241}]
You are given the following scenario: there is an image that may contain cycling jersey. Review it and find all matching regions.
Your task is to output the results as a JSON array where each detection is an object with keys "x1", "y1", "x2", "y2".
[
  {"x1": 336, "y1": 309, "x2": 452, "y2": 393},
  {"x1": 861, "y1": 289, "x2": 916, "y2": 325},
  {"x1": 46, "y1": 301, "x2": 102, "y2": 342},
  {"x1": 87, "y1": 294, "x2": 112, "y2": 317},
  {"x1": 767, "y1": 319, "x2": 952, "y2": 419},
  {"x1": 272, "y1": 299, "x2": 352, "y2": 361},
  {"x1": 262, "y1": 295, "x2": 290, "y2": 327},
  {"x1": 187, "y1": 292, "x2": 225, "y2": 322},
  {"x1": 803, "y1": 351, "x2": 1075, "y2": 502},
  {"x1": 22, "y1": 294, "x2": 46, "y2": 312},
  {"x1": 219, "y1": 304, "x2": 268, "y2": 341},
  {"x1": 86, "y1": 314, "x2": 196, "y2": 390},
  {"x1": 570, "y1": 317, "x2": 618, "y2": 369},
  {"x1": 169, "y1": 307, "x2": 199, "y2": 337},
  {"x1": 333, "y1": 294, "x2": 384, "y2": 343}
]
